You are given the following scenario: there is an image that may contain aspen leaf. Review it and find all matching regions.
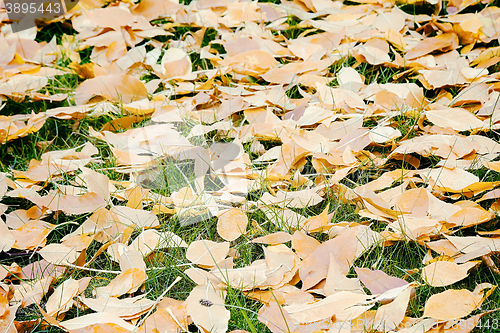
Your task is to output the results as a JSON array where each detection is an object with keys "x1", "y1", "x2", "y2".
[
  {"x1": 217, "y1": 208, "x2": 248, "y2": 242},
  {"x1": 45, "y1": 278, "x2": 79, "y2": 317},
  {"x1": 252, "y1": 232, "x2": 292, "y2": 245},
  {"x1": 74, "y1": 74, "x2": 148, "y2": 104},
  {"x1": 186, "y1": 284, "x2": 230, "y2": 333},
  {"x1": 60, "y1": 313, "x2": 136, "y2": 331},
  {"x1": 186, "y1": 240, "x2": 230, "y2": 267},
  {"x1": 291, "y1": 230, "x2": 320, "y2": 260},
  {"x1": 423, "y1": 289, "x2": 482, "y2": 320},
  {"x1": 372, "y1": 285, "x2": 413, "y2": 331},
  {"x1": 80, "y1": 296, "x2": 155, "y2": 320},
  {"x1": 355, "y1": 267, "x2": 409, "y2": 295},
  {"x1": 95, "y1": 268, "x2": 147, "y2": 298},
  {"x1": 422, "y1": 260, "x2": 479, "y2": 287},
  {"x1": 38, "y1": 244, "x2": 78, "y2": 266}
]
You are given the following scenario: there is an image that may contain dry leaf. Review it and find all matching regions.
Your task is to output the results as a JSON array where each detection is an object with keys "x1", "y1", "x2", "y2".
[
  {"x1": 80, "y1": 295, "x2": 155, "y2": 320},
  {"x1": 217, "y1": 209, "x2": 248, "y2": 242},
  {"x1": 95, "y1": 268, "x2": 147, "y2": 298},
  {"x1": 372, "y1": 284, "x2": 413, "y2": 331},
  {"x1": 299, "y1": 228, "x2": 357, "y2": 290},
  {"x1": 186, "y1": 240, "x2": 230, "y2": 267},
  {"x1": 291, "y1": 230, "x2": 320, "y2": 259},
  {"x1": 38, "y1": 244, "x2": 78, "y2": 266},
  {"x1": 355, "y1": 267, "x2": 409, "y2": 295},
  {"x1": 422, "y1": 260, "x2": 479, "y2": 287},
  {"x1": 252, "y1": 232, "x2": 293, "y2": 245},
  {"x1": 186, "y1": 284, "x2": 230, "y2": 333},
  {"x1": 75, "y1": 74, "x2": 148, "y2": 104},
  {"x1": 59, "y1": 313, "x2": 136, "y2": 331},
  {"x1": 423, "y1": 285, "x2": 491, "y2": 320}
]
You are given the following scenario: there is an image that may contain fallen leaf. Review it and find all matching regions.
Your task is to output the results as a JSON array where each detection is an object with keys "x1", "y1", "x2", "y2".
[
  {"x1": 80, "y1": 295, "x2": 155, "y2": 320},
  {"x1": 186, "y1": 240, "x2": 230, "y2": 268},
  {"x1": 95, "y1": 268, "x2": 147, "y2": 298},
  {"x1": 354, "y1": 267, "x2": 409, "y2": 295},
  {"x1": 38, "y1": 244, "x2": 78, "y2": 266},
  {"x1": 423, "y1": 287, "x2": 486, "y2": 320},
  {"x1": 59, "y1": 313, "x2": 136, "y2": 331},
  {"x1": 186, "y1": 284, "x2": 230, "y2": 333},
  {"x1": 291, "y1": 230, "x2": 320, "y2": 259},
  {"x1": 252, "y1": 232, "x2": 293, "y2": 245},
  {"x1": 422, "y1": 260, "x2": 479, "y2": 287},
  {"x1": 45, "y1": 278, "x2": 79, "y2": 317},
  {"x1": 75, "y1": 74, "x2": 148, "y2": 104},
  {"x1": 217, "y1": 209, "x2": 248, "y2": 242}
]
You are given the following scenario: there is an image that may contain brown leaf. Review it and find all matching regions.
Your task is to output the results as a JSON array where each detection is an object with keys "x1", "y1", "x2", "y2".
[
  {"x1": 59, "y1": 313, "x2": 136, "y2": 332},
  {"x1": 0, "y1": 304, "x2": 20, "y2": 333},
  {"x1": 13, "y1": 277, "x2": 55, "y2": 307},
  {"x1": 119, "y1": 249, "x2": 146, "y2": 273},
  {"x1": 211, "y1": 260, "x2": 268, "y2": 290},
  {"x1": 303, "y1": 204, "x2": 330, "y2": 233},
  {"x1": 324, "y1": 253, "x2": 363, "y2": 295},
  {"x1": 424, "y1": 107, "x2": 483, "y2": 132},
  {"x1": 406, "y1": 33, "x2": 459, "y2": 60},
  {"x1": 219, "y1": 50, "x2": 279, "y2": 75},
  {"x1": 258, "y1": 301, "x2": 296, "y2": 333},
  {"x1": 372, "y1": 285, "x2": 413, "y2": 331},
  {"x1": 111, "y1": 206, "x2": 160, "y2": 229},
  {"x1": 80, "y1": 167, "x2": 111, "y2": 202},
  {"x1": 0, "y1": 220, "x2": 15, "y2": 252},
  {"x1": 264, "y1": 244, "x2": 300, "y2": 288},
  {"x1": 283, "y1": 291, "x2": 372, "y2": 324}
]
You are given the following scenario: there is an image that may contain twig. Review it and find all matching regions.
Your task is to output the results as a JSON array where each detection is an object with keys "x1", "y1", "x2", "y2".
[{"x1": 481, "y1": 254, "x2": 500, "y2": 275}]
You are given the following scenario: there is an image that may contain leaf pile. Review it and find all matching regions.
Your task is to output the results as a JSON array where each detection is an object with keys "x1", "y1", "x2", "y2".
[{"x1": 1, "y1": 0, "x2": 500, "y2": 332}]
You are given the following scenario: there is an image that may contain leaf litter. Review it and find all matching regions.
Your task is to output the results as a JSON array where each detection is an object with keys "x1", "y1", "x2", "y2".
[{"x1": 1, "y1": 0, "x2": 500, "y2": 332}]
